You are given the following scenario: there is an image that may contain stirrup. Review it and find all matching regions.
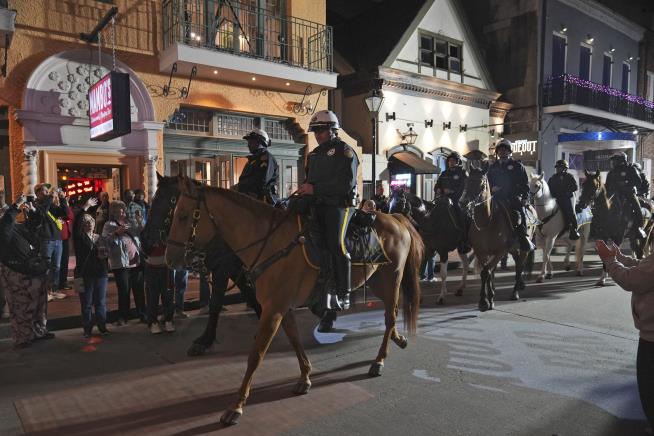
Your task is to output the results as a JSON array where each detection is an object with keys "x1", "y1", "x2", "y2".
[
  {"x1": 326, "y1": 293, "x2": 344, "y2": 311},
  {"x1": 636, "y1": 227, "x2": 647, "y2": 239}
]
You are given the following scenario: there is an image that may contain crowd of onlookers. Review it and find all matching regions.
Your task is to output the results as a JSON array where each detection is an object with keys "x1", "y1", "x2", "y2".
[{"x1": 0, "y1": 184, "x2": 211, "y2": 349}]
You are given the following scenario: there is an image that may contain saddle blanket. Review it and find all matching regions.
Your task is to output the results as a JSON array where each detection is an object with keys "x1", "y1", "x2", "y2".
[{"x1": 298, "y1": 212, "x2": 390, "y2": 270}]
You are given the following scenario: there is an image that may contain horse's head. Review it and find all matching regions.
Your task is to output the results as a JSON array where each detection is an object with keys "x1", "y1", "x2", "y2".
[
  {"x1": 578, "y1": 169, "x2": 602, "y2": 209},
  {"x1": 528, "y1": 173, "x2": 545, "y2": 199},
  {"x1": 165, "y1": 176, "x2": 212, "y2": 271},
  {"x1": 388, "y1": 189, "x2": 409, "y2": 215},
  {"x1": 141, "y1": 172, "x2": 180, "y2": 255},
  {"x1": 460, "y1": 165, "x2": 488, "y2": 207}
]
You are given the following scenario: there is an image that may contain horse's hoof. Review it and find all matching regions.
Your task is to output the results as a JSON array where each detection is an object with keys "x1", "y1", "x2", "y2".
[
  {"x1": 292, "y1": 381, "x2": 311, "y2": 395},
  {"x1": 220, "y1": 409, "x2": 242, "y2": 426},
  {"x1": 511, "y1": 291, "x2": 519, "y2": 301},
  {"x1": 565, "y1": 265, "x2": 571, "y2": 271},
  {"x1": 369, "y1": 362, "x2": 384, "y2": 377},
  {"x1": 317, "y1": 319, "x2": 334, "y2": 333},
  {"x1": 478, "y1": 300, "x2": 490, "y2": 312},
  {"x1": 187, "y1": 342, "x2": 210, "y2": 357},
  {"x1": 516, "y1": 281, "x2": 526, "y2": 291},
  {"x1": 536, "y1": 276, "x2": 543, "y2": 283},
  {"x1": 489, "y1": 301, "x2": 495, "y2": 310},
  {"x1": 576, "y1": 271, "x2": 583, "y2": 277},
  {"x1": 394, "y1": 335, "x2": 408, "y2": 349},
  {"x1": 545, "y1": 273, "x2": 553, "y2": 280},
  {"x1": 455, "y1": 288, "x2": 463, "y2": 297},
  {"x1": 595, "y1": 279, "x2": 605, "y2": 287},
  {"x1": 436, "y1": 297, "x2": 444, "y2": 306}
]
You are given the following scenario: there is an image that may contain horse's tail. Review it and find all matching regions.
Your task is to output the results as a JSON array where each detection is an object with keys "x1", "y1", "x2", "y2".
[{"x1": 392, "y1": 214, "x2": 424, "y2": 336}]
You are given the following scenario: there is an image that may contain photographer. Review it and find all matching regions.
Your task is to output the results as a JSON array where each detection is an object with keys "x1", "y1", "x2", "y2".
[{"x1": 0, "y1": 195, "x2": 53, "y2": 349}]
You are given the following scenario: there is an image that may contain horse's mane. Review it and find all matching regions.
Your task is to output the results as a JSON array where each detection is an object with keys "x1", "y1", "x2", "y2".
[{"x1": 197, "y1": 183, "x2": 290, "y2": 220}]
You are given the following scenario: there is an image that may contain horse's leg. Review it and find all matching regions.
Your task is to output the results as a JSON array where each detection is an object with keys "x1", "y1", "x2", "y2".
[
  {"x1": 596, "y1": 263, "x2": 607, "y2": 286},
  {"x1": 513, "y1": 250, "x2": 528, "y2": 300},
  {"x1": 220, "y1": 309, "x2": 284, "y2": 426},
  {"x1": 436, "y1": 253, "x2": 448, "y2": 305},
  {"x1": 576, "y1": 230, "x2": 585, "y2": 276},
  {"x1": 479, "y1": 265, "x2": 490, "y2": 312},
  {"x1": 544, "y1": 237, "x2": 555, "y2": 280},
  {"x1": 563, "y1": 240, "x2": 572, "y2": 271},
  {"x1": 369, "y1": 267, "x2": 404, "y2": 377},
  {"x1": 455, "y1": 249, "x2": 468, "y2": 297},
  {"x1": 279, "y1": 310, "x2": 312, "y2": 395},
  {"x1": 233, "y1": 267, "x2": 262, "y2": 318},
  {"x1": 187, "y1": 267, "x2": 229, "y2": 357}
]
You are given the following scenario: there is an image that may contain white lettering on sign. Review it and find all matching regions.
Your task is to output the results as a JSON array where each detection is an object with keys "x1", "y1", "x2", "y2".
[
  {"x1": 513, "y1": 139, "x2": 537, "y2": 155},
  {"x1": 88, "y1": 73, "x2": 113, "y2": 139}
]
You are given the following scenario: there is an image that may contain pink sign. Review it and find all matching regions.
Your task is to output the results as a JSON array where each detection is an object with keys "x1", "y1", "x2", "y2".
[{"x1": 88, "y1": 73, "x2": 113, "y2": 139}]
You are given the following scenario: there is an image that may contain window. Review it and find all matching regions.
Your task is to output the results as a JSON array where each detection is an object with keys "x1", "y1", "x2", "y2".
[
  {"x1": 602, "y1": 54, "x2": 612, "y2": 86},
  {"x1": 622, "y1": 62, "x2": 631, "y2": 93},
  {"x1": 552, "y1": 33, "x2": 567, "y2": 76},
  {"x1": 419, "y1": 32, "x2": 462, "y2": 74},
  {"x1": 647, "y1": 71, "x2": 654, "y2": 101},
  {"x1": 579, "y1": 44, "x2": 592, "y2": 80}
]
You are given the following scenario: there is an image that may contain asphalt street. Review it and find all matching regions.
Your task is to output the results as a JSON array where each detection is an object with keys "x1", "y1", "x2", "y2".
[{"x1": 0, "y1": 253, "x2": 650, "y2": 435}]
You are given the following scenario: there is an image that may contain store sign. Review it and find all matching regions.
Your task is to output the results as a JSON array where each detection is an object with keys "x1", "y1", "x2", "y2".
[
  {"x1": 88, "y1": 71, "x2": 131, "y2": 141},
  {"x1": 512, "y1": 139, "x2": 537, "y2": 155}
]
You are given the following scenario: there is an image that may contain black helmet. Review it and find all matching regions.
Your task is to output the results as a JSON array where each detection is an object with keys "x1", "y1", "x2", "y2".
[
  {"x1": 494, "y1": 139, "x2": 512, "y2": 153},
  {"x1": 447, "y1": 152, "x2": 461, "y2": 163},
  {"x1": 609, "y1": 152, "x2": 627, "y2": 163},
  {"x1": 554, "y1": 159, "x2": 569, "y2": 169}
]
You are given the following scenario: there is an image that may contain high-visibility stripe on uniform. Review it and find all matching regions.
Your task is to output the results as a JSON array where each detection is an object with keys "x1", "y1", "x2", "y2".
[{"x1": 339, "y1": 207, "x2": 350, "y2": 255}]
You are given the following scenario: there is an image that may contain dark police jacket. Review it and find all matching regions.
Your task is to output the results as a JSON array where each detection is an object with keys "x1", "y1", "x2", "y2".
[
  {"x1": 306, "y1": 137, "x2": 358, "y2": 207},
  {"x1": 237, "y1": 147, "x2": 279, "y2": 204},
  {"x1": 606, "y1": 163, "x2": 641, "y2": 197},
  {"x1": 548, "y1": 172, "x2": 578, "y2": 199},
  {"x1": 434, "y1": 166, "x2": 467, "y2": 201},
  {"x1": 637, "y1": 170, "x2": 651, "y2": 197},
  {"x1": 0, "y1": 206, "x2": 49, "y2": 276},
  {"x1": 487, "y1": 158, "x2": 529, "y2": 202}
]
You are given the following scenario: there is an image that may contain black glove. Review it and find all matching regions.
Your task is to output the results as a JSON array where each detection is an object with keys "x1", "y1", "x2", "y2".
[{"x1": 575, "y1": 205, "x2": 582, "y2": 214}]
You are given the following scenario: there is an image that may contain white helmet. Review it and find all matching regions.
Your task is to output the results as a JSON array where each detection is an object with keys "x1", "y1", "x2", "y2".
[
  {"x1": 243, "y1": 128, "x2": 271, "y2": 147},
  {"x1": 308, "y1": 110, "x2": 340, "y2": 132}
]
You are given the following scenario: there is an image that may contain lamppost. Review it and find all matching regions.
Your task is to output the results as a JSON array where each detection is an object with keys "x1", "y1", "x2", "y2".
[{"x1": 364, "y1": 88, "x2": 385, "y2": 197}]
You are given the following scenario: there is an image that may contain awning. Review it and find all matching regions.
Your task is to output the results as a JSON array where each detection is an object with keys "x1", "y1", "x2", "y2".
[{"x1": 388, "y1": 151, "x2": 439, "y2": 174}]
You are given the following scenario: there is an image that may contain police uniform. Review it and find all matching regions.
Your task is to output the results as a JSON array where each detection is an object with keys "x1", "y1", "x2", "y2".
[
  {"x1": 606, "y1": 159, "x2": 646, "y2": 236},
  {"x1": 306, "y1": 136, "x2": 358, "y2": 300},
  {"x1": 487, "y1": 156, "x2": 533, "y2": 250},
  {"x1": 635, "y1": 167, "x2": 651, "y2": 198},
  {"x1": 548, "y1": 165, "x2": 579, "y2": 239},
  {"x1": 435, "y1": 163, "x2": 470, "y2": 250},
  {"x1": 237, "y1": 147, "x2": 279, "y2": 205}
]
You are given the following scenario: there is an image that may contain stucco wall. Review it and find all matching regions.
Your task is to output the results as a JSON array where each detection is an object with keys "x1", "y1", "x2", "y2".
[{"x1": 1, "y1": 0, "x2": 328, "y2": 198}]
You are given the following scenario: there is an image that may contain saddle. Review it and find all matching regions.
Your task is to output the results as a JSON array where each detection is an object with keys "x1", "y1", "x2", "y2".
[{"x1": 298, "y1": 209, "x2": 390, "y2": 317}]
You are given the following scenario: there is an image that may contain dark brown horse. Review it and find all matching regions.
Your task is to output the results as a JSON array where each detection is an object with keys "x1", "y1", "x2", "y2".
[
  {"x1": 165, "y1": 177, "x2": 424, "y2": 425},
  {"x1": 459, "y1": 167, "x2": 531, "y2": 311}
]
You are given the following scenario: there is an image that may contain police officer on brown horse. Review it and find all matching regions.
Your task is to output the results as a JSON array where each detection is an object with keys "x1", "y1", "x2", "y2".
[
  {"x1": 548, "y1": 159, "x2": 580, "y2": 240},
  {"x1": 434, "y1": 151, "x2": 470, "y2": 251},
  {"x1": 487, "y1": 139, "x2": 535, "y2": 251},
  {"x1": 297, "y1": 110, "x2": 358, "y2": 311},
  {"x1": 606, "y1": 152, "x2": 647, "y2": 239},
  {"x1": 238, "y1": 128, "x2": 279, "y2": 205}
]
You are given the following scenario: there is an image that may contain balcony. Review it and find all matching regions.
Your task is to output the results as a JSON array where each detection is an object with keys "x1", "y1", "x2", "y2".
[
  {"x1": 543, "y1": 74, "x2": 654, "y2": 132},
  {"x1": 161, "y1": 0, "x2": 336, "y2": 93},
  {"x1": 0, "y1": 1, "x2": 16, "y2": 49}
]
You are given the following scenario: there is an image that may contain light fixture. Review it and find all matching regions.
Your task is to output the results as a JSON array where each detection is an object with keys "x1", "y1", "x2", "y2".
[
  {"x1": 363, "y1": 89, "x2": 385, "y2": 114},
  {"x1": 401, "y1": 124, "x2": 418, "y2": 145},
  {"x1": 628, "y1": 55, "x2": 634, "y2": 61},
  {"x1": 586, "y1": 35, "x2": 594, "y2": 44},
  {"x1": 385, "y1": 112, "x2": 396, "y2": 122},
  {"x1": 489, "y1": 129, "x2": 496, "y2": 137},
  {"x1": 195, "y1": 35, "x2": 201, "y2": 42},
  {"x1": 213, "y1": 70, "x2": 218, "y2": 75},
  {"x1": 443, "y1": 121, "x2": 451, "y2": 130},
  {"x1": 610, "y1": 46, "x2": 615, "y2": 53},
  {"x1": 424, "y1": 119, "x2": 433, "y2": 128},
  {"x1": 460, "y1": 124, "x2": 468, "y2": 132},
  {"x1": 285, "y1": 82, "x2": 290, "y2": 86},
  {"x1": 251, "y1": 76, "x2": 256, "y2": 81},
  {"x1": 633, "y1": 129, "x2": 638, "y2": 135},
  {"x1": 560, "y1": 24, "x2": 567, "y2": 33},
  {"x1": 190, "y1": 32, "x2": 196, "y2": 38}
]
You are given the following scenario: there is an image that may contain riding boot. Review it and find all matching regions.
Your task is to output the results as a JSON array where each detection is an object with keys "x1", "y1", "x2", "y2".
[
  {"x1": 516, "y1": 223, "x2": 535, "y2": 252},
  {"x1": 568, "y1": 225, "x2": 580, "y2": 240},
  {"x1": 329, "y1": 253, "x2": 352, "y2": 311}
]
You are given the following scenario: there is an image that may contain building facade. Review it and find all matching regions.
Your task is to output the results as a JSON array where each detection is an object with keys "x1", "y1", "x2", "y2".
[{"x1": 0, "y1": 0, "x2": 348, "y2": 203}]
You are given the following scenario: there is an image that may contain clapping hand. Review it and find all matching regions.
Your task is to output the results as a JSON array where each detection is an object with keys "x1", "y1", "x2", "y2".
[{"x1": 595, "y1": 240, "x2": 619, "y2": 262}]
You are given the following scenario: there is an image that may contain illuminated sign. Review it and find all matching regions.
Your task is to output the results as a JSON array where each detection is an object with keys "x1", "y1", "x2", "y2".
[
  {"x1": 88, "y1": 71, "x2": 131, "y2": 141},
  {"x1": 512, "y1": 139, "x2": 537, "y2": 155}
]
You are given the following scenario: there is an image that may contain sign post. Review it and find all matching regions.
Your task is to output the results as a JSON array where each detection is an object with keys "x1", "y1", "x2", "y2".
[{"x1": 88, "y1": 71, "x2": 131, "y2": 141}]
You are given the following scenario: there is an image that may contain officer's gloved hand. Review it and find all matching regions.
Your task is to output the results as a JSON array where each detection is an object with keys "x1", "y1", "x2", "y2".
[{"x1": 575, "y1": 204, "x2": 582, "y2": 214}]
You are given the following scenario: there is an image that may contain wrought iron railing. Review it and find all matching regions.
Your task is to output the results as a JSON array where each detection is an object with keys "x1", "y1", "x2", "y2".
[
  {"x1": 162, "y1": 0, "x2": 333, "y2": 72},
  {"x1": 544, "y1": 74, "x2": 654, "y2": 124}
]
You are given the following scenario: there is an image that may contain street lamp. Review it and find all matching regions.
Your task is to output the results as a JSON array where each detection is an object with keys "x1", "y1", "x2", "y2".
[{"x1": 364, "y1": 88, "x2": 385, "y2": 197}]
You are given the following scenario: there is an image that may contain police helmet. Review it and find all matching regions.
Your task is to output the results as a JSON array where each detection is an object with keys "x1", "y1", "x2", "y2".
[
  {"x1": 308, "y1": 110, "x2": 340, "y2": 132},
  {"x1": 243, "y1": 128, "x2": 271, "y2": 147},
  {"x1": 554, "y1": 159, "x2": 569, "y2": 169},
  {"x1": 494, "y1": 139, "x2": 512, "y2": 153},
  {"x1": 609, "y1": 152, "x2": 628, "y2": 163},
  {"x1": 633, "y1": 162, "x2": 642, "y2": 170},
  {"x1": 447, "y1": 151, "x2": 462, "y2": 163}
]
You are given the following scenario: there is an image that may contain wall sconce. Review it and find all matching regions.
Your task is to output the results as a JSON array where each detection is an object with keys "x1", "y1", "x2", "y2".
[
  {"x1": 560, "y1": 24, "x2": 567, "y2": 33},
  {"x1": 443, "y1": 121, "x2": 451, "y2": 130},
  {"x1": 489, "y1": 129, "x2": 496, "y2": 137},
  {"x1": 424, "y1": 119, "x2": 433, "y2": 128},
  {"x1": 628, "y1": 55, "x2": 634, "y2": 61},
  {"x1": 609, "y1": 46, "x2": 615, "y2": 53},
  {"x1": 400, "y1": 124, "x2": 418, "y2": 145},
  {"x1": 460, "y1": 124, "x2": 468, "y2": 132},
  {"x1": 586, "y1": 34, "x2": 594, "y2": 44},
  {"x1": 386, "y1": 112, "x2": 396, "y2": 122}
]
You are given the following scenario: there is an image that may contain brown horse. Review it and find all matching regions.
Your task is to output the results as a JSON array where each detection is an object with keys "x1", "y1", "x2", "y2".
[
  {"x1": 459, "y1": 167, "x2": 530, "y2": 311},
  {"x1": 165, "y1": 176, "x2": 423, "y2": 425}
]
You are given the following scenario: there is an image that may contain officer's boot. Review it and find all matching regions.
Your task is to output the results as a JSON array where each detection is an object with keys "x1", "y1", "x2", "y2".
[
  {"x1": 459, "y1": 211, "x2": 472, "y2": 253},
  {"x1": 632, "y1": 199, "x2": 647, "y2": 239},
  {"x1": 327, "y1": 253, "x2": 351, "y2": 311},
  {"x1": 516, "y1": 210, "x2": 535, "y2": 252},
  {"x1": 568, "y1": 225, "x2": 580, "y2": 240}
]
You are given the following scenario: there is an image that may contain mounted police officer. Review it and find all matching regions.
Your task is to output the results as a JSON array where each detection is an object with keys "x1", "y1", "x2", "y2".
[
  {"x1": 548, "y1": 159, "x2": 580, "y2": 240},
  {"x1": 632, "y1": 162, "x2": 651, "y2": 199},
  {"x1": 487, "y1": 139, "x2": 535, "y2": 251},
  {"x1": 297, "y1": 110, "x2": 358, "y2": 311},
  {"x1": 434, "y1": 151, "x2": 470, "y2": 251},
  {"x1": 606, "y1": 152, "x2": 647, "y2": 239},
  {"x1": 237, "y1": 128, "x2": 279, "y2": 205}
]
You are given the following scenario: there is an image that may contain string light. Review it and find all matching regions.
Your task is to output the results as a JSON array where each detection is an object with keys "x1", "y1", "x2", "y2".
[{"x1": 552, "y1": 74, "x2": 654, "y2": 109}]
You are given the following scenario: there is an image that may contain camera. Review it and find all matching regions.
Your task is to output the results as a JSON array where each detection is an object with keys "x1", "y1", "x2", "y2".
[{"x1": 26, "y1": 195, "x2": 35, "y2": 203}]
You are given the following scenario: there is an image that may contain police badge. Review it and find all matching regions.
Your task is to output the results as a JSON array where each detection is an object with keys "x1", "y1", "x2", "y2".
[{"x1": 327, "y1": 148, "x2": 336, "y2": 156}]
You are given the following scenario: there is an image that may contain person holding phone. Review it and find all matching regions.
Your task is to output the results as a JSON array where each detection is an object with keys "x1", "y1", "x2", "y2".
[{"x1": 596, "y1": 239, "x2": 654, "y2": 429}]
